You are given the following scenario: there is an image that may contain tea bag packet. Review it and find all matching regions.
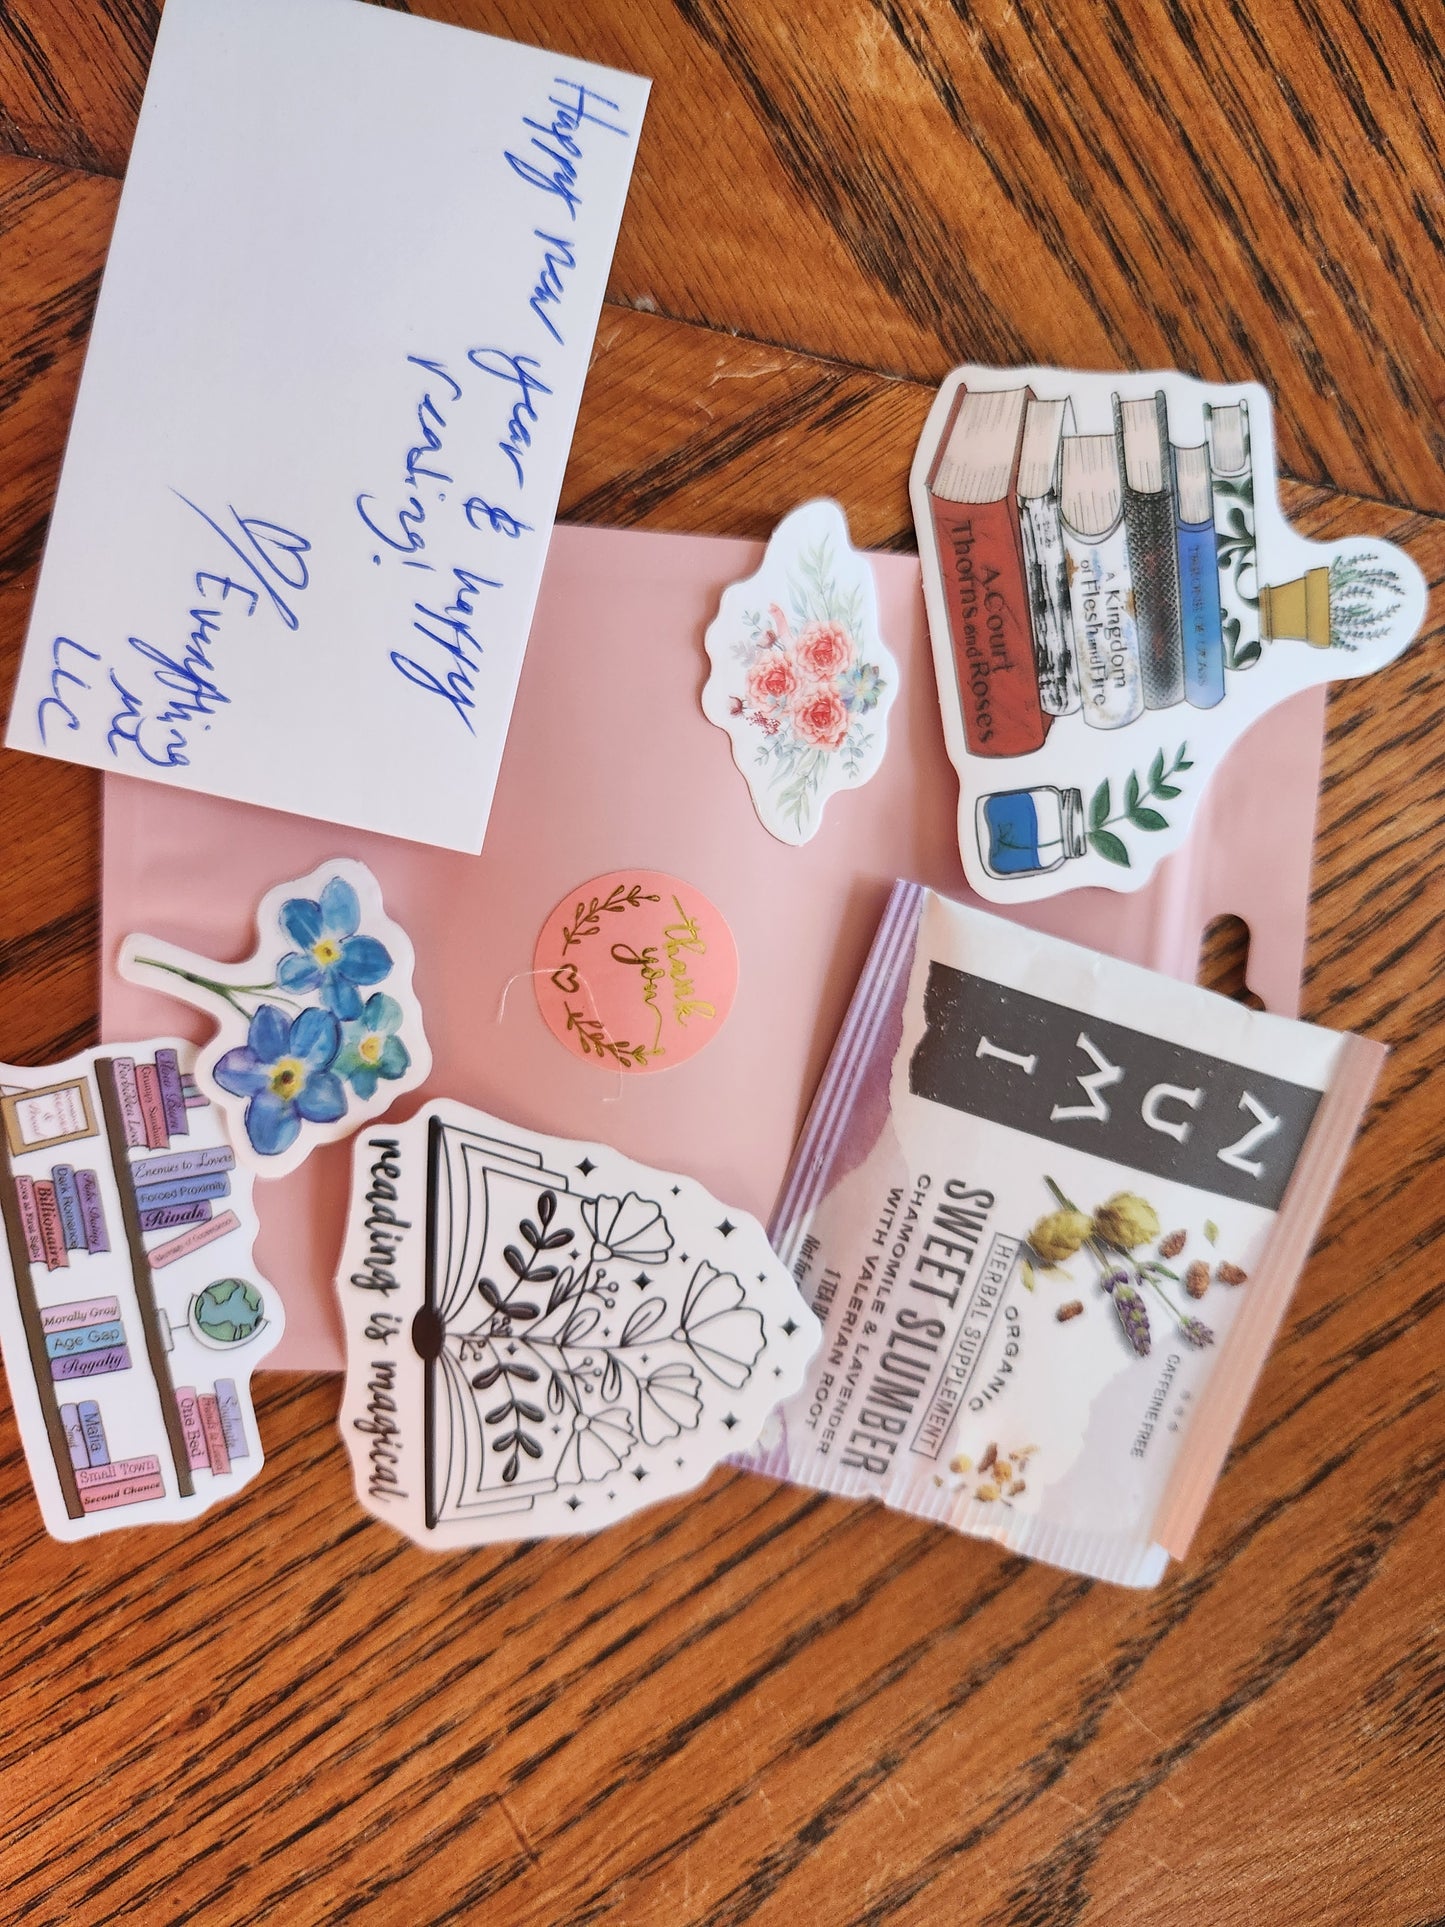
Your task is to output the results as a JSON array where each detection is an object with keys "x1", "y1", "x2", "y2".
[
  {"x1": 0, "y1": 1041, "x2": 282, "y2": 1538},
  {"x1": 334, "y1": 1100, "x2": 820, "y2": 1547},
  {"x1": 745, "y1": 884, "x2": 1384, "y2": 1585}
]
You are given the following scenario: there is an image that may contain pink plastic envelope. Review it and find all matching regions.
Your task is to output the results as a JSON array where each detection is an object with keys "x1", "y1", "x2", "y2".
[{"x1": 101, "y1": 523, "x2": 1325, "y2": 1372}]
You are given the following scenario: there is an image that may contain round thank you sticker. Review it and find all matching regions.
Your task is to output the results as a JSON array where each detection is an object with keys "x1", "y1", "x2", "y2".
[{"x1": 533, "y1": 870, "x2": 737, "y2": 1073}]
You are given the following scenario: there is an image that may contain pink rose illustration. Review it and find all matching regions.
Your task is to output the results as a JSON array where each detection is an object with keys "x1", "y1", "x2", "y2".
[
  {"x1": 794, "y1": 620, "x2": 854, "y2": 682},
  {"x1": 746, "y1": 653, "x2": 799, "y2": 707},
  {"x1": 792, "y1": 685, "x2": 849, "y2": 752}
]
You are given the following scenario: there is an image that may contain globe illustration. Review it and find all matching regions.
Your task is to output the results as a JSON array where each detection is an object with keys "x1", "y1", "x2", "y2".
[{"x1": 189, "y1": 1278, "x2": 266, "y2": 1347}]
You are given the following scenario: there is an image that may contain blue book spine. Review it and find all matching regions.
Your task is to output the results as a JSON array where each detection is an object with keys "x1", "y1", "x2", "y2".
[
  {"x1": 132, "y1": 1173, "x2": 231, "y2": 1212},
  {"x1": 1177, "y1": 519, "x2": 1225, "y2": 709},
  {"x1": 51, "y1": 1166, "x2": 87, "y2": 1251}
]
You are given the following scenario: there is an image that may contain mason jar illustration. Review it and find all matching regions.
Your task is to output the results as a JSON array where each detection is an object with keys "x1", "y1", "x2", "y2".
[{"x1": 976, "y1": 785, "x2": 1086, "y2": 878}]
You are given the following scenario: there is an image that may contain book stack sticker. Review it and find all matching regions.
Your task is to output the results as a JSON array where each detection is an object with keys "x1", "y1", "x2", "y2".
[
  {"x1": 334, "y1": 1100, "x2": 820, "y2": 1548},
  {"x1": 0, "y1": 1041, "x2": 282, "y2": 1538},
  {"x1": 911, "y1": 366, "x2": 1428, "y2": 902}
]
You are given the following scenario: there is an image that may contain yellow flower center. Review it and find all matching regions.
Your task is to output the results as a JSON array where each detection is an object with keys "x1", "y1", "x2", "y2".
[
  {"x1": 358, "y1": 1034, "x2": 383, "y2": 1064},
  {"x1": 269, "y1": 1057, "x2": 306, "y2": 1098},
  {"x1": 312, "y1": 938, "x2": 342, "y2": 967}
]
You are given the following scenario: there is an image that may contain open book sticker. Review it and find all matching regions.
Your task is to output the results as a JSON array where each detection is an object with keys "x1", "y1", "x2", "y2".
[
  {"x1": 701, "y1": 500, "x2": 898, "y2": 844},
  {"x1": 912, "y1": 366, "x2": 1427, "y2": 902},
  {"x1": 4, "y1": 0, "x2": 649, "y2": 851},
  {"x1": 533, "y1": 871, "x2": 738, "y2": 1073},
  {"x1": 0, "y1": 1040, "x2": 282, "y2": 1539},
  {"x1": 120, "y1": 859, "x2": 430, "y2": 1179},
  {"x1": 335, "y1": 1101, "x2": 820, "y2": 1547}
]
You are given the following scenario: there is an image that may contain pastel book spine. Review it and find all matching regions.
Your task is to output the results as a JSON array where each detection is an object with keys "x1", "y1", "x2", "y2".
[
  {"x1": 1115, "y1": 392, "x2": 1185, "y2": 709},
  {"x1": 133, "y1": 1173, "x2": 230, "y2": 1212},
  {"x1": 1016, "y1": 397, "x2": 1079, "y2": 716},
  {"x1": 1060, "y1": 433, "x2": 1144, "y2": 730},
  {"x1": 1173, "y1": 442, "x2": 1226, "y2": 709},
  {"x1": 215, "y1": 1378, "x2": 248, "y2": 1460},
  {"x1": 131, "y1": 1144, "x2": 235, "y2": 1188},
  {"x1": 198, "y1": 1394, "x2": 231, "y2": 1476},
  {"x1": 33, "y1": 1181, "x2": 68, "y2": 1270},
  {"x1": 50, "y1": 1166, "x2": 86, "y2": 1251},
  {"x1": 925, "y1": 385, "x2": 1050, "y2": 758},
  {"x1": 181, "y1": 1074, "x2": 208, "y2": 1110},
  {"x1": 60, "y1": 1404, "x2": 89, "y2": 1470},
  {"x1": 77, "y1": 1400, "x2": 108, "y2": 1465},
  {"x1": 52, "y1": 1346, "x2": 132, "y2": 1380},
  {"x1": 74, "y1": 1170, "x2": 110, "y2": 1253},
  {"x1": 154, "y1": 1048, "x2": 189, "y2": 1137},
  {"x1": 138, "y1": 1201, "x2": 212, "y2": 1232},
  {"x1": 173, "y1": 1387, "x2": 210, "y2": 1471},
  {"x1": 134, "y1": 1063, "x2": 169, "y2": 1150},
  {"x1": 112, "y1": 1059, "x2": 147, "y2": 1149},
  {"x1": 12, "y1": 1176, "x2": 45, "y2": 1265}
]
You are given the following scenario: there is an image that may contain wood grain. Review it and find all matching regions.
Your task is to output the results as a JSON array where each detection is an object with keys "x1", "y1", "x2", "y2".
[
  {"x1": 3, "y1": 0, "x2": 1445, "y2": 509},
  {"x1": 0, "y1": 4, "x2": 1442, "y2": 1923}
]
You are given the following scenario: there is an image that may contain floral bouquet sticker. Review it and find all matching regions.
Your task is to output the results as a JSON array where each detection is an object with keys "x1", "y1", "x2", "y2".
[
  {"x1": 119, "y1": 859, "x2": 430, "y2": 1178},
  {"x1": 334, "y1": 1099, "x2": 821, "y2": 1548},
  {"x1": 702, "y1": 498, "x2": 899, "y2": 845}
]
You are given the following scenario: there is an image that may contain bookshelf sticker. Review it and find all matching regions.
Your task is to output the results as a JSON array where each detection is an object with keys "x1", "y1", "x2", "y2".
[
  {"x1": 701, "y1": 498, "x2": 899, "y2": 845},
  {"x1": 0, "y1": 1039, "x2": 282, "y2": 1539},
  {"x1": 118, "y1": 857, "x2": 431, "y2": 1178},
  {"x1": 334, "y1": 1100, "x2": 821, "y2": 1547},
  {"x1": 532, "y1": 870, "x2": 738, "y2": 1074},
  {"x1": 911, "y1": 366, "x2": 1428, "y2": 902}
]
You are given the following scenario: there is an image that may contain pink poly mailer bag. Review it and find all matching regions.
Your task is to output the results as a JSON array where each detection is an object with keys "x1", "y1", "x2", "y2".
[{"x1": 101, "y1": 523, "x2": 1326, "y2": 1372}]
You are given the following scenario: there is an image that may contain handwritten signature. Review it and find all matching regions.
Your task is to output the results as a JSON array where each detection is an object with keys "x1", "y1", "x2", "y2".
[{"x1": 98, "y1": 499, "x2": 310, "y2": 768}]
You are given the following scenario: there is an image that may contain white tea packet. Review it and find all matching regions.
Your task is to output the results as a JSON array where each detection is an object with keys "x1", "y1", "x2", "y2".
[{"x1": 743, "y1": 883, "x2": 1384, "y2": 1585}]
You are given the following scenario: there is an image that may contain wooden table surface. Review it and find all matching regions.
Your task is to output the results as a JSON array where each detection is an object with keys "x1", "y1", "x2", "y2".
[{"x1": 1, "y1": 2, "x2": 1443, "y2": 1921}]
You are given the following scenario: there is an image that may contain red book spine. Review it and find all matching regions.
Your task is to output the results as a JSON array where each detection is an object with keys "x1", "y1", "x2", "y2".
[
  {"x1": 927, "y1": 493, "x2": 1050, "y2": 758},
  {"x1": 33, "y1": 1182, "x2": 68, "y2": 1271},
  {"x1": 134, "y1": 1064, "x2": 169, "y2": 1150}
]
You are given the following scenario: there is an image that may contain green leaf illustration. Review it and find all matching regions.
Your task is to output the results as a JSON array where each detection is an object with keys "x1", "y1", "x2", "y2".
[
  {"x1": 1089, "y1": 829, "x2": 1131, "y2": 867},
  {"x1": 1204, "y1": 1219, "x2": 1220, "y2": 1245},
  {"x1": 1149, "y1": 748, "x2": 1165, "y2": 792},
  {"x1": 1131, "y1": 806, "x2": 1168, "y2": 831},
  {"x1": 1090, "y1": 781, "x2": 1111, "y2": 830},
  {"x1": 1155, "y1": 781, "x2": 1181, "y2": 800},
  {"x1": 1125, "y1": 770, "x2": 1140, "y2": 815}
]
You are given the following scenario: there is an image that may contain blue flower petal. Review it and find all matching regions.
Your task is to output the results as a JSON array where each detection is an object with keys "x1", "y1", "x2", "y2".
[
  {"x1": 291, "y1": 1005, "x2": 340, "y2": 1067},
  {"x1": 281, "y1": 896, "x2": 323, "y2": 949},
  {"x1": 321, "y1": 975, "x2": 363, "y2": 1021},
  {"x1": 296, "y1": 1069, "x2": 347, "y2": 1124},
  {"x1": 250, "y1": 1003, "x2": 291, "y2": 1063},
  {"x1": 213, "y1": 1046, "x2": 269, "y2": 1096},
  {"x1": 319, "y1": 875, "x2": 360, "y2": 940},
  {"x1": 378, "y1": 1034, "x2": 411, "y2": 1080},
  {"x1": 277, "y1": 951, "x2": 322, "y2": 993},
  {"x1": 338, "y1": 934, "x2": 392, "y2": 987},
  {"x1": 362, "y1": 991, "x2": 403, "y2": 1033},
  {"x1": 246, "y1": 1089, "x2": 300, "y2": 1156},
  {"x1": 347, "y1": 1065, "x2": 380, "y2": 1102}
]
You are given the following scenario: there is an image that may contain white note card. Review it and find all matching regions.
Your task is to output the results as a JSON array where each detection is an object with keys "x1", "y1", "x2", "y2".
[{"x1": 8, "y1": 0, "x2": 649, "y2": 851}]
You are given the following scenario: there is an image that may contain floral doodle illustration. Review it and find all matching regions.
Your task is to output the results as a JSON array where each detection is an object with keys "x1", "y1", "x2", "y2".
[
  {"x1": 703, "y1": 499, "x2": 898, "y2": 845},
  {"x1": 121, "y1": 860, "x2": 429, "y2": 1171},
  {"x1": 411, "y1": 1123, "x2": 787, "y2": 1528}
]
